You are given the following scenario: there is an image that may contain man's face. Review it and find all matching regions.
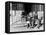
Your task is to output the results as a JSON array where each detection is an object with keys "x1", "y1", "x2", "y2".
[{"x1": 29, "y1": 12, "x2": 33, "y2": 17}]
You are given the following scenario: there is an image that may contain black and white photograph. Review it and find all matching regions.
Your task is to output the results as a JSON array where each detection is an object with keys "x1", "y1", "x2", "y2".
[{"x1": 5, "y1": 1, "x2": 45, "y2": 33}]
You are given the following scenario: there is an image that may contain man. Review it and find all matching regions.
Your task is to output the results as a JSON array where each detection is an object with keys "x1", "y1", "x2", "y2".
[
  {"x1": 37, "y1": 11, "x2": 44, "y2": 28},
  {"x1": 32, "y1": 11, "x2": 38, "y2": 28},
  {"x1": 28, "y1": 12, "x2": 33, "y2": 28}
]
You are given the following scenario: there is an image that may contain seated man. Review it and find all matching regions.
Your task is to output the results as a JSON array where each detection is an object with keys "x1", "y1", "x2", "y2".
[
  {"x1": 32, "y1": 11, "x2": 38, "y2": 28},
  {"x1": 37, "y1": 11, "x2": 44, "y2": 28},
  {"x1": 27, "y1": 12, "x2": 33, "y2": 28}
]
